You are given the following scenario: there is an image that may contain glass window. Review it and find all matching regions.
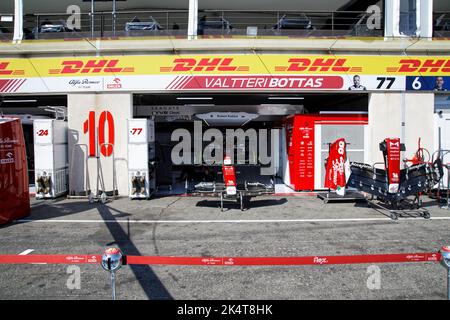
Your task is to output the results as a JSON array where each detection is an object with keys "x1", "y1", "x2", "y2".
[{"x1": 399, "y1": 0, "x2": 417, "y2": 36}]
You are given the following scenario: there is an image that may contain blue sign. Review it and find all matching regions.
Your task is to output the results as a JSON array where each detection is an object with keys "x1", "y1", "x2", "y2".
[{"x1": 406, "y1": 76, "x2": 450, "y2": 91}]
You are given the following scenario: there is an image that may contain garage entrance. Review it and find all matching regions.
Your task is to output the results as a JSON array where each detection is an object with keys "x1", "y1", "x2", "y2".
[
  {"x1": 133, "y1": 92, "x2": 368, "y2": 194},
  {"x1": 0, "y1": 95, "x2": 67, "y2": 188}
]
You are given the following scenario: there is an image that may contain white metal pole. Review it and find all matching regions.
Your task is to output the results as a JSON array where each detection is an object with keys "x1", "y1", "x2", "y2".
[
  {"x1": 111, "y1": 271, "x2": 116, "y2": 300},
  {"x1": 13, "y1": 0, "x2": 23, "y2": 43},
  {"x1": 91, "y1": 0, "x2": 95, "y2": 37},
  {"x1": 187, "y1": 0, "x2": 198, "y2": 40},
  {"x1": 112, "y1": 0, "x2": 116, "y2": 36}
]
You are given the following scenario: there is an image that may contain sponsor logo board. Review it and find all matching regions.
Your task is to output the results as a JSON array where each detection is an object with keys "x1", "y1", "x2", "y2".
[{"x1": 0, "y1": 55, "x2": 448, "y2": 93}]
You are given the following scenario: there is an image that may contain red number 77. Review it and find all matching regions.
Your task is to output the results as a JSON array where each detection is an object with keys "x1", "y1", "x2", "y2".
[{"x1": 131, "y1": 128, "x2": 142, "y2": 135}]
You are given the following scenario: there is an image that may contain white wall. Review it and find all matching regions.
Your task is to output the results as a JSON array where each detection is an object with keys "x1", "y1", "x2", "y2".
[
  {"x1": 368, "y1": 92, "x2": 434, "y2": 165},
  {"x1": 367, "y1": 93, "x2": 402, "y2": 164},
  {"x1": 68, "y1": 93, "x2": 132, "y2": 196},
  {"x1": 404, "y1": 93, "x2": 434, "y2": 159}
]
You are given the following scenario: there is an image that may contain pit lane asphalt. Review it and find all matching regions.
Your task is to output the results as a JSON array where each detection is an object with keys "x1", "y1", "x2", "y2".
[{"x1": 0, "y1": 194, "x2": 449, "y2": 300}]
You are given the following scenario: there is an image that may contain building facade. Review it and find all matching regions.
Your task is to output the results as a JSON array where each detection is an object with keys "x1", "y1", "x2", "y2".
[{"x1": 0, "y1": 0, "x2": 449, "y2": 197}]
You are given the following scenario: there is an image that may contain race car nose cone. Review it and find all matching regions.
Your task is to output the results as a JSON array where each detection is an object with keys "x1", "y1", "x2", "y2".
[{"x1": 101, "y1": 247, "x2": 123, "y2": 272}]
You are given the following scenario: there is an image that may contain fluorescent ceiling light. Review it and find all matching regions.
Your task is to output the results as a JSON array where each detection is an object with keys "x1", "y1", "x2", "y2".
[
  {"x1": 1, "y1": 16, "x2": 13, "y2": 22},
  {"x1": 2, "y1": 99, "x2": 37, "y2": 103},
  {"x1": 268, "y1": 97, "x2": 304, "y2": 100},
  {"x1": 177, "y1": 97, "x2": 213, "y2": 100}
]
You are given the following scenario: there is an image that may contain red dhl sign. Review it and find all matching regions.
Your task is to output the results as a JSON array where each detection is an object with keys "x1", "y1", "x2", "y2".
[
  {"x1": 275, "y1": 58, "x2": 362, "y2": 73},
  {"x1": 48, "y1": 59, "x2": 135, "y2": 75},
  {"x1": 0, "y1": 62, "x2": 24, "y2": 76},
  {"x1": 160, "y1": 58, "x2": 249, "y2": 72},
  {"x1": 387, "y1": 59, "x2": 450, "y2": 73}
]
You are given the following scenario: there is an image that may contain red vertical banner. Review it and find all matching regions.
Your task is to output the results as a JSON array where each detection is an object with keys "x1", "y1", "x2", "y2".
[
  {"x1": 288, "y1": 115, "x2": 315, "y2": 191},
  {"x1": 385, "y1": 138, "x2": 401, "y2": 193},
  {"x1": 324, "y1": 138, "x2": 348, "y2": 195},
  {"x1": 222, "y1": 155, "x2": 237, "y2": 196}
]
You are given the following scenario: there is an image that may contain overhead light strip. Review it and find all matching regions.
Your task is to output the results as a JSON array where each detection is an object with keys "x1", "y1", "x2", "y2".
[
  {"x1": 177, "y1": 97, "x2": 213, "y2": 100},
  {"x1": 267, "y1": 97, "x2": 304, "y2": 100},
  {"x1": 2, "y1": 99, "x2": 37, "y2": 103}
]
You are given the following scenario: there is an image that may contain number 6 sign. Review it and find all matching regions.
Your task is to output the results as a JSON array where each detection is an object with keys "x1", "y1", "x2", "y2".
[{"x1": 83, "y1": 110, "x2": 115, "y2": 157}]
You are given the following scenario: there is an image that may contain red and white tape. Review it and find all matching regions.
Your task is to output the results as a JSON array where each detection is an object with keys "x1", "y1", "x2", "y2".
[
  {"x1": 0, "y1": 254, "x2": 101, "y2": 264},
  {"x1": 0, "y1": 252, "x2": 442, "y2": 266}
]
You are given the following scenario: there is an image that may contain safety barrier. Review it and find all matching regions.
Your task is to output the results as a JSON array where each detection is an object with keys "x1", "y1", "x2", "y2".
[{"x1": 0, "y1": 247, "x2": 449, "y2": 300}]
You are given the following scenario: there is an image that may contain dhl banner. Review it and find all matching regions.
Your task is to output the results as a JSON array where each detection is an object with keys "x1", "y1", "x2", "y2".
[{"x1": 1, "y1": 54, "x2": 450, "y2": 93}]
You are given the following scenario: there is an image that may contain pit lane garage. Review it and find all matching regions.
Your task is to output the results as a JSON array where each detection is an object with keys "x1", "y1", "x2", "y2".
[
  {"x1": 0, "y1": 95, "x2": 67, "y2": 193},
  {"x1": 131, "y1": 92, "x2": 369, "y2": 200}
]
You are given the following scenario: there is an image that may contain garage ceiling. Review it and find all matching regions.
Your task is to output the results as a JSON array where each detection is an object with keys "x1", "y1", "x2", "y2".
[{"x1": 134, "y1": 92, "x2": 368, "y2": 113}]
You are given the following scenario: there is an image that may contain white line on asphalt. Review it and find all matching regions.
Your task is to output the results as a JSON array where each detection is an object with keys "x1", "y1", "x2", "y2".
[
  {"x1": 15, "y1": 216, "x2": 450, "y2": 224},
  {"x1": 18, "y1": 249, "x2": 34, "y2": 255}
]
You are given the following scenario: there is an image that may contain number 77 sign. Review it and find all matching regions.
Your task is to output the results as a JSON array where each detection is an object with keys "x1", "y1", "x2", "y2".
[
  {"x1": 83, "y1": 110, "x2": 115, "y2": 157},
  {"x1": 131, "y1": 128, "x2": 142, "y2": 135}
]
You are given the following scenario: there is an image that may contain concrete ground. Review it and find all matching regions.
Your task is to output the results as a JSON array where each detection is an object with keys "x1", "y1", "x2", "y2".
[{"x1": 0, "y1": 193, "x2": 449, "y2": 300}]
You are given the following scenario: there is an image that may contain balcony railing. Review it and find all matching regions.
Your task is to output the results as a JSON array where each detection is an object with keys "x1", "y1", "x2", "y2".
[
  {"x1": 12, "y1": 9, "x2": 384, "y2": 40},
  {"x1": 434, "y1": 11, "x2": 450, "y2": 37},
  {"x1": 3, "y1": 10, "x2": 450, "y2": 41}
]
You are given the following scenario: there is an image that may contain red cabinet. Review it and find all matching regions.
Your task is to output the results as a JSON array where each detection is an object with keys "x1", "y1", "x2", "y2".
[
  {"x1": 285, "y1": 114, "x2": 368, "y2": 191},
  {"x1": 0, "y1": 118, "x2": 30, "y2": 224}
]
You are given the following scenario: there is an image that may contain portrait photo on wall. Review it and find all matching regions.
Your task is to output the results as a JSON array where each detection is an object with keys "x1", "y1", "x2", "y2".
[{"x1": 348, "y1": 75, "x2": 367, "y2": 90}]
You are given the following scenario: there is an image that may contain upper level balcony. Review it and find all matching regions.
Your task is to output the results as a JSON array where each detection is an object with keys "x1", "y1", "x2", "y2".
[
  {"x1": 0, "y1": 1, "x2": 448, "y2": 56},
  {"x1": 0, "y1": 9, "x2": 385, "y2": 41}
]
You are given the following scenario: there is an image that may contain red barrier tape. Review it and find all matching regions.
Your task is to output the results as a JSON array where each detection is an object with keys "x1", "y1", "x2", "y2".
[
  {"x1": 0, "y1": 252, "x2": 441, "y2": 266},
  {"x1": 126, "y1": 253, "x2": 442, "y2": 266},
  {"x1": 0, "y1": 255, "x2": 101, "y2": 264}
]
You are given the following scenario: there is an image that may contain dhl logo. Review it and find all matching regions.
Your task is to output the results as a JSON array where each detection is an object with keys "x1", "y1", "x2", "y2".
[
  {"x1": 387, "y1": 59, "x2": 450, "y2": 73},
  {"x1": 48, "y1": 59, "x2": 135, "y2": 75},
  {"x1": 160, "y1": 58, "x2": 249, "y2": 72},
  {"x1": 275, "y1": 58, "x2": 362, "y2": 73},
  {"x1": 0, "y1": 62, "x2": 25, "y2": 76}
]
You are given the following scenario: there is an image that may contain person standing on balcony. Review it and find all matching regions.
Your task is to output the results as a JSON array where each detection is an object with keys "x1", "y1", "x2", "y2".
[{"x1": 198, "y1": 15, "x2": 207, "y2": 35}]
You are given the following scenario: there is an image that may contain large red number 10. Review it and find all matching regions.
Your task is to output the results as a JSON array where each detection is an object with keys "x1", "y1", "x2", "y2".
[{"x1": 83, "y1": 110, "x2": 115, "y2": 157}]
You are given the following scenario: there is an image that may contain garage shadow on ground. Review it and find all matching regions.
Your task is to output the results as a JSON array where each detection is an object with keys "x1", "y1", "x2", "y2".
[
  {"x1": 195, "y1": 197, "x2": 288, "y2": 211},
  {"x1": 25, "y1": 199, "x2": 131, "y2": 221},
  {"x1": 95, "y1": 205, "x2": 173, "y2": 300},
  {"x1": 6, "y1": 199, "x2": 174, "y2": 299}
]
